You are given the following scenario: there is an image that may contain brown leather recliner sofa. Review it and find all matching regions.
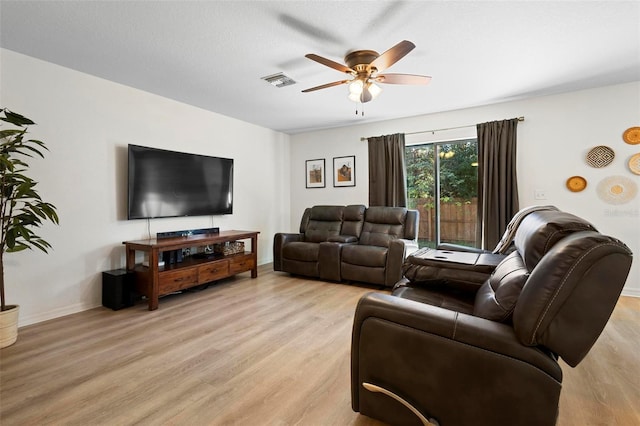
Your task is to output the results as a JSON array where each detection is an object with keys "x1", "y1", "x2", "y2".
[
  {"x1": 351, "y1": 209, "x2": 633, "y2": 426},
  {"x1": 273, "y1": 205, "x2": 419, "y2": 287}
]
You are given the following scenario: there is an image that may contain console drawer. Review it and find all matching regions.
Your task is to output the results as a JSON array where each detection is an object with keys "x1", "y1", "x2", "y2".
[
  {"x1": 159, "y1": 267, "x2": 198, "y2": 293},
  {"x1": 199, "y1": 261, "x2": 229, "y2": 283},
  {"x1": 229, "y1": 255, "x2": 255, "y2": 274}
]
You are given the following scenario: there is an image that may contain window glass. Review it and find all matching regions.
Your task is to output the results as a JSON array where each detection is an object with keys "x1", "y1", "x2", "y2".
[{"x1": 406, "y1": 139, "x2": 478, "y2": 248}]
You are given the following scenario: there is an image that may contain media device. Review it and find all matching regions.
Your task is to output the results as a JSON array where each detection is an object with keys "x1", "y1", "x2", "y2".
[
  {"x1": 156, "y1": 227, "x2": 220, "y2": 239},
  {"x1": 163, "y1": 250, "x2": 179, "y2": 265},
  {"x1": 127, "y1": 145, "x2": 233, "y2": 219}
]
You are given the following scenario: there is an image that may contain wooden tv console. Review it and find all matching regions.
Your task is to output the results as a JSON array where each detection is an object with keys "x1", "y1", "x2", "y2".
[{"x1": 123, "y1": 230, "x2": 259, "y2": 310}]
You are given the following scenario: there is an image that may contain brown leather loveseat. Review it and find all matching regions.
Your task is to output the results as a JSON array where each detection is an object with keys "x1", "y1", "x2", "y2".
[
  {"x1": 273, "y1": 205, "x2": 419, "y2": 287},
  {"x1": 351, "y1": 209, "x2": 633, "y2": 426}
]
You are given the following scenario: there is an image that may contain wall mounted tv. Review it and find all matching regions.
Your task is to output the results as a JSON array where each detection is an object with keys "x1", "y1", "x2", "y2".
[{"x1": 127, "y1": 144, "x2": 233, "y2": 219}]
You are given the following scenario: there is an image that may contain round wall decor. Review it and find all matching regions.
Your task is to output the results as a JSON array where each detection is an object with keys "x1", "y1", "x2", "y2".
[
  {"x1": 628, "y1": 153, "x2": 640, "y2": 175},
  {"x1": 596, "y1": 175, "x2": 637, "y2": 205},
  {"x1": 623, "y1": 126, "x2": 640, "y2": 145},
  {"x1": 586, "y1": 145, "x2": 615, "y2": 168},
  {"x1": 566, "y1": 176, "x2": 587, "y2": 192}
]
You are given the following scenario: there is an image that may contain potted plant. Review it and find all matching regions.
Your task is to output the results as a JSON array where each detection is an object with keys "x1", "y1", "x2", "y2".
[{"x1": 0, "y1": 108, "x2": 59, "y2": 348}]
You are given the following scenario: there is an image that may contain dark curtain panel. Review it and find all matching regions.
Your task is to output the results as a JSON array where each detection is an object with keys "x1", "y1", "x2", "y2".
[
  {"x1": 368, "y1": 133, "x2": 407, "y2": 207},
  {"x1": 476, "y1": 118, "x2": 519, "y2": 250}
]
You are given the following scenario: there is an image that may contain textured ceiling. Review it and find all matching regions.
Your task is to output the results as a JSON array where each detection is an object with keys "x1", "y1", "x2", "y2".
[{"x1": 1, "y1": 1, "x2": 639, "y2": 134}]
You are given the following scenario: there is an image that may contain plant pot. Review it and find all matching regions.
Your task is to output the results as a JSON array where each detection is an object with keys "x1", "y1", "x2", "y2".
[{"x1": 0, "y1": 305, "x2": 19, "y2": 348}]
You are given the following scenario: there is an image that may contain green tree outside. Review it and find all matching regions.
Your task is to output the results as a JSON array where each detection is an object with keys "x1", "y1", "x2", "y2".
[
  {"x1": 406, "y1": 139, "x2": 477, "y2": 205},
  {"x1": 405, "y1": 139, "x2": 478, "y2": 247}
]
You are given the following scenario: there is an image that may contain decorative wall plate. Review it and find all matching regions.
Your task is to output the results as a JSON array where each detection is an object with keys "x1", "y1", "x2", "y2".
[
  {"x1": 629, "y1": 153, "x2": 640, "y2": 175},
  {"x1": 566, "y1": 176, "x2": 587, "y2": 192},
  {"x1": 623, "y1": 126, "x2": 640, "y2": 145},
  {"x1": 586, "y1": 145, "x2": 615, "y2": 168},
  {"x1": 596, "y1": 175, "x2": 638, "y2": 205}
]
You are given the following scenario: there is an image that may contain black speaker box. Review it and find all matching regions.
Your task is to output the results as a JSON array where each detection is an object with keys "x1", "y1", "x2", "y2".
[{"x1": 102, "y1": 269, "x2": 135, "y2": 310}]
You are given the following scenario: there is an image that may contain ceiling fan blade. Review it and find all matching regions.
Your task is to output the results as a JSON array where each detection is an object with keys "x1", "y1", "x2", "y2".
[
  {"x1": 375, "y1": 73, "x2": 432, "y2": 85},
  {"x1": 305, "y1": 54, "x2": 354, "y2": 74},
  {"x1": 370, "y1": 40, "x2": 416, "y2": 72},
  {"x1": 302, "y1": 80, "x2": 350, "y2": 93}
]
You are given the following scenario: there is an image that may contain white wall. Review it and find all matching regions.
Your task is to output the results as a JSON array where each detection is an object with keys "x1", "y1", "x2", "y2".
[
  {"x1": 1, "y1": 49, "x2": 291, "y2": 326},
  {"x1": 291, "y1": 82, "x2": 640, "y2": 296}
]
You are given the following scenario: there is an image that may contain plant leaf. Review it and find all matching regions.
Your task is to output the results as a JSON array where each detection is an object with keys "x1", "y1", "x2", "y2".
[
  {"x1": 0, "y1": 129, "x2": 25, "y2": 139},
  {"x1": 1, "y1": 110, "x2": 35, "y2": 126},
  {"x1": 1, "y1": 109, "x2": 59, "y2": 258}
]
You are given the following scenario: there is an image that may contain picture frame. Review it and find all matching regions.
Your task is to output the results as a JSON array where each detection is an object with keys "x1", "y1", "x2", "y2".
[
  {"x1": 305, "y1": 159, "x2": 325, "y2": 188},
  {"x1": 333, "y1": 155, "x2": 356, "y2": 187}
]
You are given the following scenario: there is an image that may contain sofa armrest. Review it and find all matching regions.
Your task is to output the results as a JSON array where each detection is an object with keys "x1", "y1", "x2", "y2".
[
  {"x1": 351, "y1": 292, "x2": 563, "y2": 425},
  {"x1": 327, "y1": 235, "x2": 358, "y2": 243},
  {"x1": 384, "y1": 239, "x2": 419, "y2": 287},
  {"x1": 273, "y1": 232, "x2": 303, "y2": 271}
]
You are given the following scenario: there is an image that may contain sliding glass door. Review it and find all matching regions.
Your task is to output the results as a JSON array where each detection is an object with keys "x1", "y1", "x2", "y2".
[{"x1": 406, "y1": 139, "x2": 479, "y2": 248}]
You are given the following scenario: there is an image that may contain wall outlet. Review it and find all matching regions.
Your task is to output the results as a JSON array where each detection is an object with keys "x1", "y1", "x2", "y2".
[{"x1": 534, "y1": 189, "x2": 547, "y2": 200}]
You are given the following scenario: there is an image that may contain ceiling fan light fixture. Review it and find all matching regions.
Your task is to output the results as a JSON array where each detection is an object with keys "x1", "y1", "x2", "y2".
[
  {"x1": 355, "y1": 82, "x2": 381, "y2": 103},
  {"x1": 368, "y1": 82, "x2": 382, "y2": 99},
  {"x1": 348, "y1": 79, "x2": 364, "y2": 95},
  {"x1": 348, "y1": 79, "x2": 382, "y2": 103}
]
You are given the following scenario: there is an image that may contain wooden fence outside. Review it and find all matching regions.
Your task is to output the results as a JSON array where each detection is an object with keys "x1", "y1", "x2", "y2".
[{"x1": 410, "y1": 198, "x2": 478, "y2": 246}]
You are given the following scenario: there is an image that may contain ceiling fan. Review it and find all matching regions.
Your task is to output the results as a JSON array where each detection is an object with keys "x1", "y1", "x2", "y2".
[{"x1": 302, "y1": 40, "x2": 431, "y2": 104}]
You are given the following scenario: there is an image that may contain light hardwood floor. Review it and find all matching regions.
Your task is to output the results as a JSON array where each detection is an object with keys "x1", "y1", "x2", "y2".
[{"x1": 1, "y1": 265, "x2": 638, "y2": 425}]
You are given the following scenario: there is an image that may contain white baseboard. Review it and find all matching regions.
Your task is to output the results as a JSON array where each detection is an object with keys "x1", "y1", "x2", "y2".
[
  {"x1": 18, "y1": 302, "x2": 101, "y2": 328},
  {"x1": 621, "y1": 289, "x2": 640, "y2": 298}
]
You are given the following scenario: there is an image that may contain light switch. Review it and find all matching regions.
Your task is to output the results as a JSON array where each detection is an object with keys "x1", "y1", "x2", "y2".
[{"x1": 534, "y1": 190, "x2": 547, "y2": 200}]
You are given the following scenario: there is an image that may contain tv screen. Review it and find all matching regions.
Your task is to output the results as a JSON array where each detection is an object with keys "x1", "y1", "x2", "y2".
[{"x1": 127, "y1": 144, "x2": 233, "y2": 219}]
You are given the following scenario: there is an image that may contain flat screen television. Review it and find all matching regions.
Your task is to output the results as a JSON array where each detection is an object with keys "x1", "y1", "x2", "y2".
[{"x1": 127, "y1": 144, "x2": 233, "y2": 219}]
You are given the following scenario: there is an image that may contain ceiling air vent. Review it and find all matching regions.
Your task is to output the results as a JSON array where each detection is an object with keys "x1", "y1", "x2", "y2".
[{"x1": 261, "y1": 73, "x2": 296, "y2": 88}]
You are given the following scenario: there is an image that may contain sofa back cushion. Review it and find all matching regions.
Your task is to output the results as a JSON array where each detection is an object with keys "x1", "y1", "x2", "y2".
[
  {"x1": 513, "y1": 231, "x2": 632, "y2": 367},
  {"x1": 359, "y1": 206, "x2": 407, "y2": 248},
  {"x1": 514, "y1": 210, "x2": 597, "y2": 270},
  {"x1": 299, "y1": 207, "x2": 312, "y2": 233},
  {"x1": 341, "y1": 204, "x2": 366, "y2": 238},
  {"x1": 304, "y1": 205, "x2": 344, "y2": 243},
  {"x1": 473, "y1": 251, "x2": 529, "y2": 323}
]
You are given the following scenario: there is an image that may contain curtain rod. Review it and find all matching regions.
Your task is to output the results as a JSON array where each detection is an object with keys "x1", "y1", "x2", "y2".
[{"x1": 360, "y1": 116, "x2": 525, "y2": 141}]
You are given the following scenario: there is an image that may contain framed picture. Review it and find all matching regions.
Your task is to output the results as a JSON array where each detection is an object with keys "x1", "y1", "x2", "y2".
[
  {"x1": 333, "y1": 155, "x2": 356, "y2": 187},
  {"x1": 305, "y1": 159, "x2": 325, "y2": 188}
]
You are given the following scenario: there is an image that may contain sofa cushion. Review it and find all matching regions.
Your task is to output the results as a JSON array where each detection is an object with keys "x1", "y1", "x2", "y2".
[
  {"x1": 342, "y1": 244, "x2": 388, "y2": 267},
  {"x1": 341, "y1": 263, "x2": 386, "y2": 285},
  {"x1": 359, "y1": 206, "x2": 406, "y2": 247},
  {"x1": 473, "y1": 251, "x2": 529, "y2": 323},
  {"x1": 514, "y1": 210, "x2": 597, "y2": 270},
  {"x1": 304, "y1": 205, "x2": 344, "y2": 243},
  {"x1": 282, "y1": 241, "x2": 320, "y2": 262},
  {"x1": 392, "y1": 283, "x2": 476, "y2": 315},
  {"x1": 341, "y1": 204, "x2": 366, "y2": 237}
]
